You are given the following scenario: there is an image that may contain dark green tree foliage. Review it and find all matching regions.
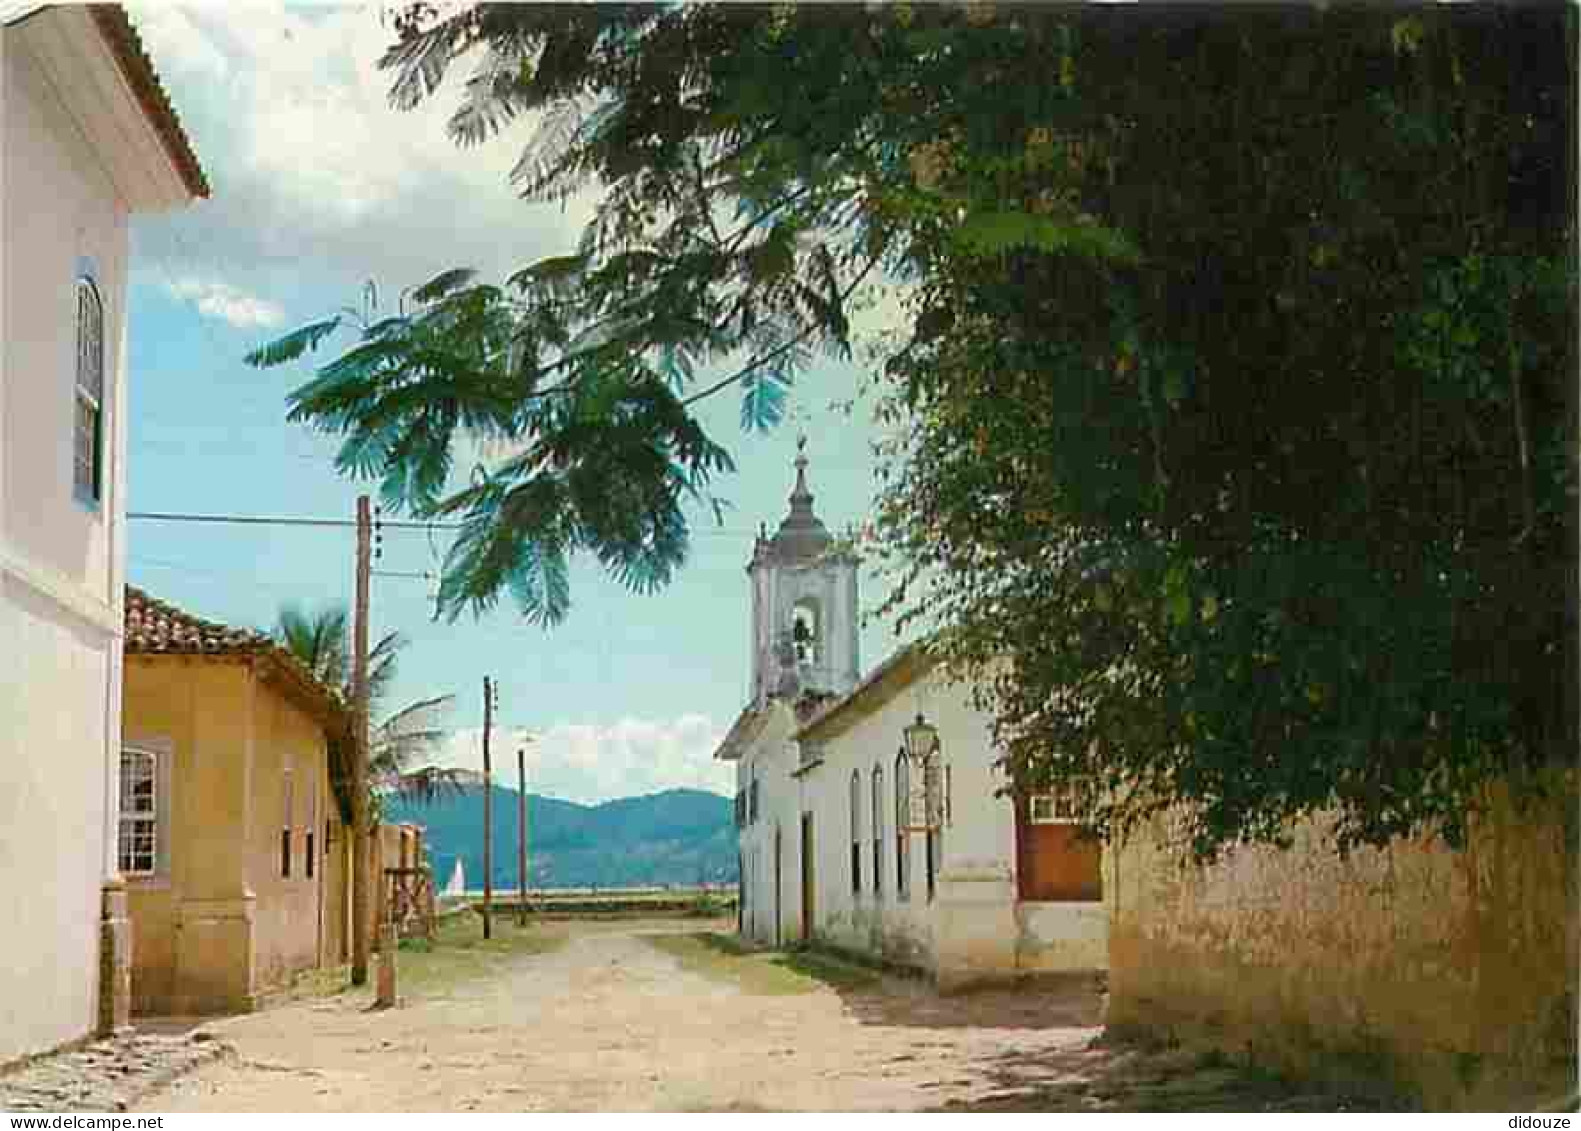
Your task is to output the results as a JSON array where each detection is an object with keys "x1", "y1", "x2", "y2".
[
  {"x1": 871, "y1": 6, "x2": 1577, "y2": 855},
  {"x1": 256, "y1": 2, "x2": 1128, "y2": 624},
  {"x1": 264, "y1": 2, "x2": 1571, "y2": 855}
]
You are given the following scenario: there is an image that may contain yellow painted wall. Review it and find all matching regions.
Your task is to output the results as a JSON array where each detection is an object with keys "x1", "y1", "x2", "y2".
[
  {"x1": 124, "y1": 656, "x2": 340, "y2": 1015},
  {"x1": 322, "y1": 818, "x2": 351, "y2": 966},
  {"x1": 1108, "y1": 774, "x2": 1578, "y2": 1109},
  {"x1": 248, "y1": 674, "x2": 330, "y2": 991}
]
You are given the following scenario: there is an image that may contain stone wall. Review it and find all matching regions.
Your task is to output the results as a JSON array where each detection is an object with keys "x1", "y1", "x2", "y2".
[{"x1": 1108, "y1": 774, "x2": 1578, "y2": 1109}]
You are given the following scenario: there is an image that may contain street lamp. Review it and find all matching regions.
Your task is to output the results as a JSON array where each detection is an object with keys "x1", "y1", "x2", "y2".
[{"x1": 903, "y1": 712, "x2": 940, "y2": 766}]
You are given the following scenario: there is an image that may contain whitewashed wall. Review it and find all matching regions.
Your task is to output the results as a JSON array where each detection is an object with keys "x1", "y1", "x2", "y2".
[
  {"x1": 0, "y1": 21, "x2": 130, "y2": 1063},
  {"x1": 735, "y1": 660, "x2": 1109, "y2": 986},
  {"x1": 734, "y1": 701, "x2": 800, "y2": 947}
]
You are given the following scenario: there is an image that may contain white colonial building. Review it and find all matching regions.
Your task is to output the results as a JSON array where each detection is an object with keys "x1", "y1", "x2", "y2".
[
  {"x1": 0, "y1": 4, "x2": 206, "y2": 1062},
  {"x1": 717, "y1": 450, "x2": 1107, "y2": 989}
]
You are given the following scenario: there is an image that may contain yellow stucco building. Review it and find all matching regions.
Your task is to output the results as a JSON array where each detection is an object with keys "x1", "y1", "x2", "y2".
[{"x1": 120, "y1": 587, "x2": 354, "y2": 1015}]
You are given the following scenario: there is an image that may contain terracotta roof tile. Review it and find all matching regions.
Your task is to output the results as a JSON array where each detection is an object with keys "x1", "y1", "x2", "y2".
[
  {"x1": 124, "y1": 585, "x2": 270, "y2": 656},
  {"x1": 123, "y1": 587, "x2": 351, "y2": 736}
]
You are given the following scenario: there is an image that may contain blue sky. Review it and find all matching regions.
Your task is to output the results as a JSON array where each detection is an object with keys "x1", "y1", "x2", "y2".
[{"x1": 123, "y1": 4, "x2": 912, "y2": 804}]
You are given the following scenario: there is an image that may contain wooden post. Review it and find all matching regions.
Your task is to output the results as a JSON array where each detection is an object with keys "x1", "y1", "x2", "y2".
[
  {"x1": 482, "y1": 676, "x2": 493, "y2": 940},
  {"x1": 517, "y1": 747, "x2": 528, "y2": 927},
  {"x1": 375, "y1": 921, "x2": 397, "y2": 1007},
  {"x1": 350, "y1": 495, "x2": 372, "y2": 986}
]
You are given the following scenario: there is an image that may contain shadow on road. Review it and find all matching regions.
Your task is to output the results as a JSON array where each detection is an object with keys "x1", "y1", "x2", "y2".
[
  {"x1": 922, "y1": 1040, "x2": 1415, "y2": 1112},
  {"x1": 671, "y1": 931, "x2": 1105, "y2": 1031}
]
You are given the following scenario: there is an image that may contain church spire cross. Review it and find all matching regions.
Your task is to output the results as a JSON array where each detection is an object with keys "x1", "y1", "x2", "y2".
[{"x1": 790, "y1": 434, "x2": 812, "y2": 505}]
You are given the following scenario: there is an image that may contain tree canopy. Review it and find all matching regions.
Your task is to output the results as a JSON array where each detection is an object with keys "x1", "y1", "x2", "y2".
[
  {"x1": 869, "y1": 4, "x2": 1576, "y2": 855},
  {"x1": 255, "y1": 2, "x2": 1574, "y2": 856}
]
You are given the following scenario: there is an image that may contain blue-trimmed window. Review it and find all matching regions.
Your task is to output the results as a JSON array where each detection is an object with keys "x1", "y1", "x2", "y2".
[{"x1": 73, "y1": 276, "x2": 105, "y2": 505}]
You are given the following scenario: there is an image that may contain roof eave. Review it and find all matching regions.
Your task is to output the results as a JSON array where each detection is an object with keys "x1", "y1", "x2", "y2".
[
  {"x1": 88, "y1": 5, "x2": 210, "y2": 202},
  {"x1": 15, "y1": 6, "x2": 208, "y2": 210},
  {"x1": 794, "y1": 644, "x2": 940, "y2": 743}
]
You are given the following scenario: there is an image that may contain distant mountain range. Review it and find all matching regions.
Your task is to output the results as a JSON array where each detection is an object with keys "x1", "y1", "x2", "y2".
[{"x1": 384, "y1": 785, "x2": 738, "y2": 891}]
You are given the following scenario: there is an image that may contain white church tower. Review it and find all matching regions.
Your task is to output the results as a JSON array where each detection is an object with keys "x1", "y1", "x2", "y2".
[{"x1": 747, "y1": 440, "x2": 860, "y2": 706}]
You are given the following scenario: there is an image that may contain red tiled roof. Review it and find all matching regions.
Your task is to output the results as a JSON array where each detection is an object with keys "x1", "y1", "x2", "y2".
[
  {"x1": 124, "y1": 585, "x2": 270, "y2": 655},
  {"x1": 89, "y1": 5, "x2": 210, "y2": 200},
  {"x1": 124, "y1": 586, "x2": 350, "y2": 735}
]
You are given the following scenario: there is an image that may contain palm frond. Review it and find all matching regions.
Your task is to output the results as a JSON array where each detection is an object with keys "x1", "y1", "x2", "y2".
[
  {"x1": 412, "y1": 267, "x2": 480, "y2": 304},
  {"x1": 374, "y1": 765, "x2": 471, "y2": 805},
  {"x1": 274, "y1": 604, "x2": 350, "y2": 690},
  {"x1": 245, "y1": 317, "x2": 343, "y2": 369}
]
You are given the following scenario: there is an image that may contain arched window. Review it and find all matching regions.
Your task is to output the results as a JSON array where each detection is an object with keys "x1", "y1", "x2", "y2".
[
  {"x1": 894, "y1": 749, "x2": 911, "y2": 900},
  {"x1": 792, "y1": 599, "x2": 820, "y2": 664},
  {"x1": 872, "y1": 764, "x2": 884, "y2": 898},
  {"x1": 74, "y1": 277, "x2": 105, "y2": 504},
  {"x1": 849, "y1": 769, "x2": 862, "y2": 895}
]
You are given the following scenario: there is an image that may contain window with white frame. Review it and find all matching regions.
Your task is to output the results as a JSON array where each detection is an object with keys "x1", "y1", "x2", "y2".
[
  {"x1": 74, "y1": 278, "x2": 105, "y2": 504},
  {"x1": 1029, "y1": 783, "x2": 1089, "y2": 824},
  {"x1": 118, "y1": 748, "x2": 157, "y2": 876}
]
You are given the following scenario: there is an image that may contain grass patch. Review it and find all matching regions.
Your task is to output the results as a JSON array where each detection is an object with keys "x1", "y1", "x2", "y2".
[
  {"x1": 771, "y1": 947, "x2": 883, "y2": 992},
  {"x1": 645, "y1": 932, "x2": 880, "y2": 996},
  {"x1": 389, "y1": 911, "x2": 567, "y2": 999}
]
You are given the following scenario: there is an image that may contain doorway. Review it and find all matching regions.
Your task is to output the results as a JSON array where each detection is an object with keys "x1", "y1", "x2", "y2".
[
  {"x1": 773, "y1": 825, "x2": 783, "y2": 948},
  {"x1": 800, "y1": 812, "x2": 816, "y2": 941}
]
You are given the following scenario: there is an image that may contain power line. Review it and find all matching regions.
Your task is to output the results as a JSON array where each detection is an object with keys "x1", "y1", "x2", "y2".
[
  {"x1": 128, "y1": 510, "x2": 462, "y2": 530},
  {"x1": 126, "y1": 509, "x2": 760, "y2": 537}
]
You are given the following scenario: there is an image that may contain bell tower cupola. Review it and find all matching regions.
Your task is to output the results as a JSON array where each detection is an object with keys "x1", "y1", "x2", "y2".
[{"x1": 747, "y1": 439, "x2": 860, "y2": 706}]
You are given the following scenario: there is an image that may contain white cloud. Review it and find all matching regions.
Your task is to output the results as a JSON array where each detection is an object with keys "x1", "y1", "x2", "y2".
[
  {"x1": 128, "y1": 3, "x2": 594, "y2": 302},
  {"x1": 431, "y1": 715, "x2": 732, "y2": 805},
  {"x1": 164, "y1": 277, "x2": 285, "y2": 328}
]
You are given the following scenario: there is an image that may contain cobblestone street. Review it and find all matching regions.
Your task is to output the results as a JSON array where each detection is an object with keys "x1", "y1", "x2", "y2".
[
  {"x1": 0, "y1": 1031, "x2": 230, "y2": 1113},
  {"x1": 0, "y1": 917, "x2": 1405, "y2": 1113}
]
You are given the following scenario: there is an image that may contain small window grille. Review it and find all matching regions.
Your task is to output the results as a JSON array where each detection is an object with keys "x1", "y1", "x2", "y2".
[
  {"x1": 118, "y1": 749, "x2": 157, "y2": 876},
  {"x1": 1029, "y1": 786, "x2": 1086, "y2": 825}
]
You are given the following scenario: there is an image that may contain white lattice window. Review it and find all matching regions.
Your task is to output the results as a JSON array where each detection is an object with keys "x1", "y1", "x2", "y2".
[
  {"x1": 74, "y1": 279, "x2": 105, "y2": 504},
  {"x1": 1029, "y1": 785, "x2": 1088, "y2": 825},
  {"x1": 118, "y1": 749, "x2": 157, "y2": 876}
]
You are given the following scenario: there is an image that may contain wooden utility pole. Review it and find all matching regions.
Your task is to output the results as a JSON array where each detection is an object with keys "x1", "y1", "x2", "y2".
[
  {"x1": 482, "y1": 676, "x2": 494, "y2": 940},
  {"x1": 517, "y1": 747, "x2": 528, "y2": 927},
  {"x1": 350, "y1": 495, "x2": 372, "y2": 985}
]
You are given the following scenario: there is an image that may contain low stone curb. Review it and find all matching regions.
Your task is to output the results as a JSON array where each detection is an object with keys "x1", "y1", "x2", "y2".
[{"x1": 0, "y1": 1031, "x2": 233, "y2": 1113}]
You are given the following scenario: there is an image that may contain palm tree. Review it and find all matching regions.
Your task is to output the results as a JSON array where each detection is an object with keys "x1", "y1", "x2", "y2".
[{"x1": 273, "y1": 603, "x2": 461, "y2": 806}]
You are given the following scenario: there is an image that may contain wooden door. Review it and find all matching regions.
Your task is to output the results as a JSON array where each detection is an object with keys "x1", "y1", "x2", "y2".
[
  {"x1": 773, "y1": 826, "x2": 783, "y2": 947},
  {"x1": 800, "y1": 812, "x2": 816, "y2": 941},
  {"x1": 1015, "y1": 795, "x2": 1102, "y2": 902}
]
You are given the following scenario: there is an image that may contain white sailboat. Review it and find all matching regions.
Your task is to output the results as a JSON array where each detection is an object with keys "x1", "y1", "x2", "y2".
[{"x1": 443, "y1": 857, "x2": 466, "y2": 898}]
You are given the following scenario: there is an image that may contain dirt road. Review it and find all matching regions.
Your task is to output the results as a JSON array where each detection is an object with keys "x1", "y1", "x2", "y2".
[{"x1": 137, "y1": 917, "x2": 1389, "y2": 1112}]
